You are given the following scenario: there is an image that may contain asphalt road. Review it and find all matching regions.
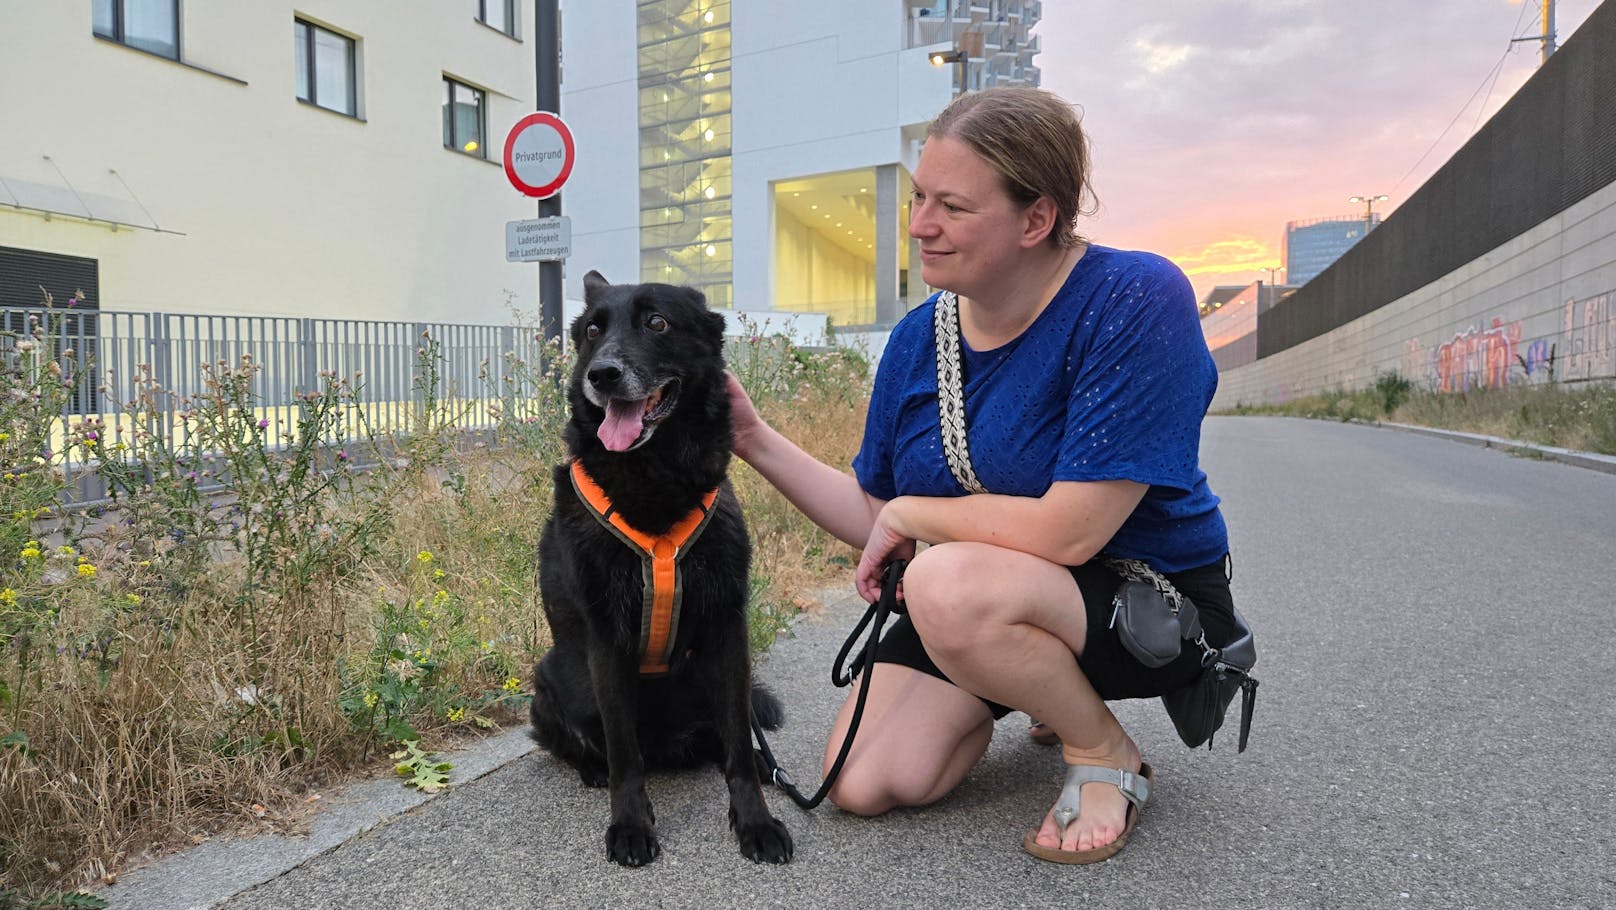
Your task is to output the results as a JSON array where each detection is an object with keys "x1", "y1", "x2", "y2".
[{"x1": 118, "y1": 416, "x2": 1616, "y2": 909}]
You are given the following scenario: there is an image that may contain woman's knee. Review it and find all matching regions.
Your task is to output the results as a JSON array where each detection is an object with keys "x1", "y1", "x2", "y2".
[
  {"x1": 904, "y1": 543, "x2": 1007, "y2": 655},
  {"x1": 824, "y1": 759, "x2": 945, "y2": 816},
  {"x1": 825, "y1": 772, "x2": 899, "y2": 816}
]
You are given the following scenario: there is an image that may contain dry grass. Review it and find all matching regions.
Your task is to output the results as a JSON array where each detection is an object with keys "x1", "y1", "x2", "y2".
[
  {"x1": 1391, "y1": 381, "x2": 1616, "y2": 454},
  {"x1": 1221, "y1": 374, "x2": 1616, "y2": 456}
]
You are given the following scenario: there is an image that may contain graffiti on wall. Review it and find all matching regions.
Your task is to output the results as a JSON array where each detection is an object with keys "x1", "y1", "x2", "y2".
[
  {"x1": 1400, "y1": 289, "x2": 1616, "y2": 393},
  {"x1": 1562, "y1": 291, "x2": 1614, "y2": 381},
  {"x1": 1433, "y1": 317, "x2": 1522, "y2": 393}
]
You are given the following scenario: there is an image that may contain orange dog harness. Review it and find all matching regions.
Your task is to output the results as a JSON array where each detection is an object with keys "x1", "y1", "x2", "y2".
[{"x1": 569, "y1": 461, "x2": 721, "y2": 676}]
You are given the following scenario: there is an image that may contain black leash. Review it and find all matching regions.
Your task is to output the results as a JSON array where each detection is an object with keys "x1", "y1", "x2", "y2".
[{"x1": 751, "y1": 560, "x2": 906, "y2": 811}]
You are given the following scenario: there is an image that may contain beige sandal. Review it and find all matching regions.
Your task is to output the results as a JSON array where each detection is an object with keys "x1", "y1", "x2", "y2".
[{"x1": 1021, "y1": 762, "x2": 1152, "y2": 864}]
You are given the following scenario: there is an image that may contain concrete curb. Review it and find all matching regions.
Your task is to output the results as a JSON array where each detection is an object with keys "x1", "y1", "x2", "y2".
[
  {"x1": 99, "y1": 727, "x2": 540, "y2": 910},
  {"x1": 1379, "y1": 421, "x2": 1616, "y2": 474}
]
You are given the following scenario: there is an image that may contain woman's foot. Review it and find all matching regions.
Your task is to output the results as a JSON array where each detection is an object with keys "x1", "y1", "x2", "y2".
[
  {"x1": 1029, "y1": 736, "x2": 1143, "y2": 855},
  {"x1": 1028, "y1": 720, "x2": 1059, "y2": 745}
]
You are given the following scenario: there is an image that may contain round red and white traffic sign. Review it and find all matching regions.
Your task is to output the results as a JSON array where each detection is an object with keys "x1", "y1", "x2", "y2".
[{"x1": 503, "y1": 112, "x2": 576, "y2": 199}]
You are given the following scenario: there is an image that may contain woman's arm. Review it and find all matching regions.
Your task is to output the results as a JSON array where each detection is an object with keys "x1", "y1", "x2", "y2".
[
  {"x1": 854, "y1": 480, "x2": 1146, "y2": 601},
  {"x1": 726, "y1": 373, "x2": 885, "y2": 549}
]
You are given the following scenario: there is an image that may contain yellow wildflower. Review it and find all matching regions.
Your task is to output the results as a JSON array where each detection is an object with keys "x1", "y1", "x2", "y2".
[
  {"x1": 432, "y1": 589, "x2": 449, "y2": 606},
  {"x1": 447, "y1": 707, "x2": 465, "y2": 722},
  {"x1": 77, "y1": 564, "x2": 97, "y2": 579},
  {"x1": 363, "y1": 691, "x2": 379, "y2": 708},
  {"x1": 502, "y1": 677, "x2": 521, "y2": 693},
  {"x1": 125, "y1": 593, "x2": 142, "y2": 605},
  {"x1": 416, "y1": 550, "x2": 433, "y2": 564},
  {"x1": 432, "y1": 568, "x2": 446, "y2": 580},
  {"x1": 0, "y1": 588, "x2": 16, "y2": 605},
  {"x1": 20, "y1": 547, "x2": 41, "y2": 560}
]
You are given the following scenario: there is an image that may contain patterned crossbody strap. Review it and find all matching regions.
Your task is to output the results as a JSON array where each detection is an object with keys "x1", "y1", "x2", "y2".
[
  {"x1": 933, "y1": 291, "x2": 988, "y2": 495},
  {"x1": 931, "y1": 290, "x2": 1184, "y2": 598}
]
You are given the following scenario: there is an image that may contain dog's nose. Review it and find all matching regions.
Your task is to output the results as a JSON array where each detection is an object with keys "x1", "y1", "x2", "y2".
[{"x1": 587, "y1": 361, "x2": 623, "y2": 389}]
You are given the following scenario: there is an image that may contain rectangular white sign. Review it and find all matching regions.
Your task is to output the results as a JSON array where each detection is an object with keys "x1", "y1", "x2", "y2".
[{"x1": 506, "y1": 216, "x2": 571, "y2": 262}]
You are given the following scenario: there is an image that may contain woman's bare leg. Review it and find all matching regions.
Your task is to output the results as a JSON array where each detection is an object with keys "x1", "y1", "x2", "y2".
[
  {"x1": 902, "y1": 541, "x2": 1142, "y2": 854},
  {"x1": 820, "y1": 663, "x2": 994, "y2": 815}
]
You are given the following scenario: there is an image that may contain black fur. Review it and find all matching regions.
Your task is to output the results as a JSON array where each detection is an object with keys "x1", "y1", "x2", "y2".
[{"x1": 530, "y1": 270, "x2": 792, "y2": 866}]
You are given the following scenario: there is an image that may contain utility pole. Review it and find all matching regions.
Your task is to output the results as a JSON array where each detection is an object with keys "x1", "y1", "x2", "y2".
[
  {"x1": 536, "y1": 0, "x2": 562, "y2": 342},
  {"x1": 1541, "y1": 0, "x2": 1557, "y2": 64},
  {"x1": 1511, "y1": 0, "x2": 1557, "y2": 66}
]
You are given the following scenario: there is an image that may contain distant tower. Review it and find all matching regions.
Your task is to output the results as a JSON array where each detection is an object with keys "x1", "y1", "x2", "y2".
[{"x1": 1283, "y1": 214, "x2": 1382, "y2": 286}]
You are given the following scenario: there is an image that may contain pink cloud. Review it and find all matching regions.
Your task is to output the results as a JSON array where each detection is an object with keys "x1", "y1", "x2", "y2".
[{"x1": 1036, "y1": 0, "x2": 1599, "y2": 299}]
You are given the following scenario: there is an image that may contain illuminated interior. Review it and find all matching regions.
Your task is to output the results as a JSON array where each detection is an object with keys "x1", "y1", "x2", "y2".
[
  {"x1": 637, "y1": 1, "x2": 733, "y2": 307},
  {"x1": 773, "y1": 169, "x2": 914, "y2": 326}
]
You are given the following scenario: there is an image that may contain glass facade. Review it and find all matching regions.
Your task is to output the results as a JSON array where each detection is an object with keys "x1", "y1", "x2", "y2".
[
  {"x1": 1284, "y1": 215, "x2": 1380, "y2": 286},
  {"x1": 637, "y1": 1, "x2": 733, "y2": 307}
]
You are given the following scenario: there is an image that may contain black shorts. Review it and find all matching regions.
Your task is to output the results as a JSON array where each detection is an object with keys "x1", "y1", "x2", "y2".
[{"x1": 871, "y1": 554, "x2": 1236, "y2": 719}]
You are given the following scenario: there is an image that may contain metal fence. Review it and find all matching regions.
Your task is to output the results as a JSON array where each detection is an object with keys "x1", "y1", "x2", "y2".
[{"x1": 3, "y1": 305, "x2": 557, "y2": 503}]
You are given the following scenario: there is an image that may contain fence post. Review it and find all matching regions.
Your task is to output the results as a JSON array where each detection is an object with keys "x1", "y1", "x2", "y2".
[
  {"x1": 299, "y1": 317, "x2": 317, "y2": 396},
  {"x1": 148, "y1": 313, "x2": 172, "y2": 487}
]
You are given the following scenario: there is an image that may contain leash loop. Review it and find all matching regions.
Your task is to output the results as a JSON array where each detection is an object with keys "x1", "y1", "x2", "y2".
[{"x1": 752, "y1": 560, "x2": 906, "y2": 811}]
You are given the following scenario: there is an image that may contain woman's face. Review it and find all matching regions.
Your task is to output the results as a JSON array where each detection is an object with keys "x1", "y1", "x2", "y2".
[{"x1": 909, "y1": 135, "x2": 1036, "y2": 296}]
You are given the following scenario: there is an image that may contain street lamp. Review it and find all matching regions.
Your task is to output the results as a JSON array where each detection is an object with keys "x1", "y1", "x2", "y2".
[
  {"x1": 1348, "y1": 193, "x2": 1389, "y2": 235},
  {"x1": 928, "y1": 48, "x2": 968, "y2": 93},
  {"x1": 1257, "y1": 265, "x2": 1283, "y2": 308}
]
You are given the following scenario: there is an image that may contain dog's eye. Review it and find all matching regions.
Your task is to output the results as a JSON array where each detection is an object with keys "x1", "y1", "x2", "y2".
[
  {"x1": 646, "y1": 314, "x2": 668, "y2": 333},
  {"x1": 585, "y1": 323, "x2": 600, "y2": 340}
]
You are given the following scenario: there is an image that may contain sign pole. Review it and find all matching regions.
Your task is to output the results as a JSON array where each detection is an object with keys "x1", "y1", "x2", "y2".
[{"x1": 536, "y1": 0, "x2": 562, "y2": 342}]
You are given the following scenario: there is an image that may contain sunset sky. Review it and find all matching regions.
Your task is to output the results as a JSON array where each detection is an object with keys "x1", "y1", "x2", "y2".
[{"x1": 1035, "y1": 0, "x2": 1602, "y2": 301}]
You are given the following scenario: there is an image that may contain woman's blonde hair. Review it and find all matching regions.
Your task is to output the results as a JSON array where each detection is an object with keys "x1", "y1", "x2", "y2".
[{"x1": 925, "y1": 86, "x2": 1095, "y2": 248}]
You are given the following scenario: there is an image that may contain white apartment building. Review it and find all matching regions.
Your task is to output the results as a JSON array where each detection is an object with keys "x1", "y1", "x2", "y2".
[
  {"x1": 1, "y1": 1, "x2": 541, "y2": 323},
  {"x1": 563, "y1": 0, "x2": 1042, "y2": 328},
  {"x1": 2, "y1": 1, "x2": 1041, "y2": 331}
]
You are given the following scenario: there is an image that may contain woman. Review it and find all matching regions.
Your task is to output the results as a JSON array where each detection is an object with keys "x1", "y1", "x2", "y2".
[{"x1": 726, "y1": 85, "x2": 1237, "y2": 864}]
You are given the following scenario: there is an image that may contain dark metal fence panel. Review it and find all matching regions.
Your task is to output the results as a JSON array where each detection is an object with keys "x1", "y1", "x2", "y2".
[{"x1": 1259, "y1": 2, "x2": 1616, "y2": 358}]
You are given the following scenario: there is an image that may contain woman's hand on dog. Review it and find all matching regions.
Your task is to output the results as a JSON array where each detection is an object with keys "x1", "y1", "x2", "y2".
[
  {"x1": 723, "y1": 371, "x2": 766, "y2": 461},
  {"x1": 856, "y1": 504, "x2": 916, "y2": 604}
]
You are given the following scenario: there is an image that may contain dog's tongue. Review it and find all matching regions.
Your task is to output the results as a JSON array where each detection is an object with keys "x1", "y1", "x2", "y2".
[{"x1": 597, "y1": 399, "x2": 645, "y2": 452}]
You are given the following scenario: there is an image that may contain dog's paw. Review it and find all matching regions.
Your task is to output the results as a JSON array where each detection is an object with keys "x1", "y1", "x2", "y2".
[
  {"x1": 605, "y1": 822, "x2": 661, "y2": 867},
  {"x1": 735, "y1": 816, "x2": 793, "y2": 864},
  {"x1": 577, "y1": 764, "x2": 608, "y2": 788}
]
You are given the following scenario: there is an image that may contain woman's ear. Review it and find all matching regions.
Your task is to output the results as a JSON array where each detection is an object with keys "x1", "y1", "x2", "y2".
[{"x1": 1019, "y1": 196, "x2": 1060, "y2": 248}]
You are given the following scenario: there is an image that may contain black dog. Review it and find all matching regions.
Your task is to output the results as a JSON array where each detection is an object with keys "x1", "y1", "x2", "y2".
[{"x1": 530, "y1": 270, "x2": 792, "y2": 866}]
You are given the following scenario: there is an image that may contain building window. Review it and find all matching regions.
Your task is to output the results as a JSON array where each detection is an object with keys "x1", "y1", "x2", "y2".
[
  {"x1": 92, "y1": 0, "x2": 179, "y2": 59},
  {"x1": 295, "y1": 20, "x2": 357, "y2": 117},
  {"x1": 443, "y1": 78, "x2": 487, "y2": 157},
  {"x1": 637, "y1": 1, "x2": 735, "y2": 307},
  {"x1": 477, "y1": 0, "x2": 516, "y2": 37}
]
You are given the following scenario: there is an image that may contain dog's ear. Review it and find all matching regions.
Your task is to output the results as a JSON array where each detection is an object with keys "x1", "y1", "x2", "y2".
[
  {"x1": 704, "y1": 309, "x2": 728, "y2": 347},
  {"x1": 583, "y1": 270, "x2": 610, "y2": 303}
]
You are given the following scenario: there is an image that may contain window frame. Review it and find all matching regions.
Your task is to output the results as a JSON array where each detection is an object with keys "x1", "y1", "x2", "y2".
[
  {"x1": 294, "y1": 18, "x2": 359, "y2": 118},
  {"x1": 442, "y1": 77, "x2": 489, "y2": 159},
  {"x1": 92, "y1": 0, "x2": 181, "y2": 60},
  {"x1": 476, "y1": 0, "x2": 518, "y2": 38}
]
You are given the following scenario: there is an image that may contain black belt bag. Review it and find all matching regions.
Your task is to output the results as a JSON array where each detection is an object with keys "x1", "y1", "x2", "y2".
[{"x1": 1108, "y1": 563, "x2": 1257, "y2": 751}]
